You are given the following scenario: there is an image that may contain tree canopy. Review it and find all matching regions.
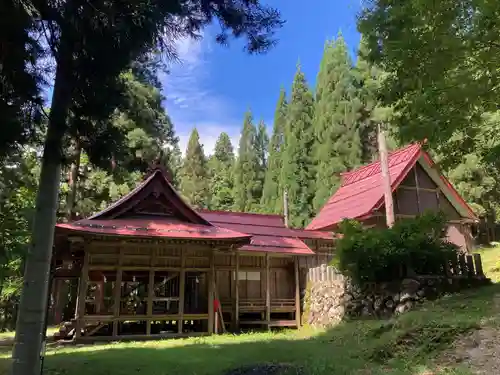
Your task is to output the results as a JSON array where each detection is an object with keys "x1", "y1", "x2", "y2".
[{"x1": 358, "y1": 0, "x2": 500, "y2": 163}]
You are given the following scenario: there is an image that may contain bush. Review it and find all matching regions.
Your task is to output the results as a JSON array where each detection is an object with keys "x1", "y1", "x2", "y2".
[{"x1": 332, "y1": 212, "x2": 459, "y2": 285}]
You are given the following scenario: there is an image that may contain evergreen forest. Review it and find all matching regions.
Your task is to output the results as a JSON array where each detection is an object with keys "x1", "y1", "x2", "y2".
[{"x1": 3, "y1": 1, "x2": 500, "y2": 371}]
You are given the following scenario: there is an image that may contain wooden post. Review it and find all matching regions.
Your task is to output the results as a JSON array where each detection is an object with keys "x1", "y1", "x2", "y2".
[
  {"x1": 450, "y1": 256, "x2": 459, "y2": 276},
  {"x1": 146, "y1": 269, "x2": 155, "y2": 335},
  {"x1": 458, "y1": 254, "x2": 467, "y2": 276},
  {"x1": 75, "y1": 250, "x2": 90, "y2": 338},
  {"x1": 146, "y1": 249, "x2": 157, "y2": 335},
  {"x1": 283, "y1": 189, "x2": 289, "y2": 228},
  {"x1": 208, "y1": 251, "x2": 215, "y2": 334},
  {"x1": 378, "y1": 125, "x2": 395, "y2": 227},
  {"x1": 265, "y1": 253, "x2": 271, "y2": 327},
  {"x1": 466, "y1": 254, "x2": 475, "y2": 277},
  {"x1": 473, "y1": 253, "x2": 484, "y2": 277},
  {"x1": 234, "y1": 252, "x2": 240, "y2": 331},
  {"x1": 294, "y1": 256, "x2": 301, "y2": 328},
  {"x1": 178, "y1": 249, "x2": 186, "y2": 334},
  {"x1": 413, "y1": 165, "x2": 421, "y2": 214},
  {"x1": 112, "y1": 249, "x2": 124, "y2": 338},
  {"x1": 95, "y1": 281, "x2": 104, "y2": 314}
]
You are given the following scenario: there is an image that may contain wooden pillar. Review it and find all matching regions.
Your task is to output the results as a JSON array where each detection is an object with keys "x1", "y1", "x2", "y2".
[
  {"x1": 378, "y1": 125, "x2": 395, "y2": 227},
  {"x1": 146, "y1": 270, "x2": 155, "y2": 335},
  {"x1": 294, "y1": 256, "x2": 301, "y2": 328},
  {"x1": 178, "y1": 249, "x2": 186, "y2": 334},
  {"x1": 112, "y1": 249, "x2": 124, "y2": 338},
  {"x1": 413, "y1": 166, "x2": 421, "y2": 213},
  {"x1": 208, "y1": 250, "x2": 215, "y2": 334},
  {"x1": 234, "y1": 252, "x2": 240, "y2": 331},
  {"x1": 265, "y1": 253, "x2": 271, "y2": 327},
  {"x1": 75, "y1": 250, "x2": 90, "y2": 338},
  {"x1": 95, "y1": 281, "x2": 104, "y2": 314},
  {"x1": 146, "y1": 249, "x2": 156, "y2": 335}
]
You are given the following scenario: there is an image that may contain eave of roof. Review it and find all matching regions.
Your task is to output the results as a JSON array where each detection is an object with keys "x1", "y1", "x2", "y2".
[{"x1": 56, "y1": 218, "x2": 251, "y2": 241}]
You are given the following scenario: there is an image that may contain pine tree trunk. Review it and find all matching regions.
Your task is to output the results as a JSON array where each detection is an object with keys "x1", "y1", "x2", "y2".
[
  {"x1": 66, "y1": 136, "x2": 81, "y2": 221},
  {"x1": 11, "y1": 58, "x2": 71, "y2": 375}
]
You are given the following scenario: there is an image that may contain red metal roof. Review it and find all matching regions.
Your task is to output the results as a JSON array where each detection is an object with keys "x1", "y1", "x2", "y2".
[
  {"x1": 199, "y1": 210, "x2": 332, "y2": 254},
  {"x1": 55, "y1": 168, "x2": 331, "y2": 254},
  {"x1": 57, "y1": 219, "x2": 251, "y2": 240},
  {"x1": 200, "y1": 210, "x2": 286, "y2": 228},
  {"x1": 199, "y1": 210, "x2": 332, "y2": 240},
  {"x1": 306, "y1": 143, "x2": 477, "y2": 231}
]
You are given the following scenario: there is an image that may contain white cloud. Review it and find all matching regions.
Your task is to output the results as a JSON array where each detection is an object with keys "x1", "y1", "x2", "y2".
[
  {"x1": 178, "y1": 123, "x2": 240, "y2": 157},
  {"x1": 162, "y1": 32, "x2": 241, "y2": 155}
]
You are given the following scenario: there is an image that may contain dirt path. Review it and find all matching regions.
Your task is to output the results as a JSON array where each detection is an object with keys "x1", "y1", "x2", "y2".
[{"x1": 439, "y1": 294, "x2": 500, "y2": 374}]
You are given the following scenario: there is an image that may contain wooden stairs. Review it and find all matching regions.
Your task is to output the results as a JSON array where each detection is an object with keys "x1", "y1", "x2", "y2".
[
  {"x1": 53, "y1": 320, "x2": 76, "y2": 340},
  {"x1": 53, "y1": 319, "x2": 109, "y2": 341}
]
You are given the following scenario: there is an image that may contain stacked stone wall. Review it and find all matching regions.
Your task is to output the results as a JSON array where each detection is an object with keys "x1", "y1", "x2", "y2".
[{"x1": 305, "y1": 270, "x2": 491, "y2": 327}]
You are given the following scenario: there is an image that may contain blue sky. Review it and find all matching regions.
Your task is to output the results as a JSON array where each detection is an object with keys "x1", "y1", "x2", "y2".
[{"x1": 163, "y1": 0, "x2": 362, "y2": 155}]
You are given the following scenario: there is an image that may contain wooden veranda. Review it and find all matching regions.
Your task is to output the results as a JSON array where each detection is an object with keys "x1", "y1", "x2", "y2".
[{"x1": 61, "y1": 239, "x2": 301, "y2": 341}]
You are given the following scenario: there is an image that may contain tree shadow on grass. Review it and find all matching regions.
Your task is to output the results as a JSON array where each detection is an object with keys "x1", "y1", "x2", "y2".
[{"x1": 2, "y1": 285, "x2": 499, "y2": 375}]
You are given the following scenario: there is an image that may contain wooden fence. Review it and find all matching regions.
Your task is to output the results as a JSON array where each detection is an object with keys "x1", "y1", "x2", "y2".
[
  {"x1": 305, "y1": 252, "x2": 487, "y2": 283},
  {"x1": 444, "y1": 253, "x2": 485, "y2": 278}
]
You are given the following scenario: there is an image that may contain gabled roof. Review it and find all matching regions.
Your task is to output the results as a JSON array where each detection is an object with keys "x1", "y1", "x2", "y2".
[
  {"x1": 56, "y1": 169, "x2": 251, "y2": 242},
  {"x1": 88, "y1": 169, "x2": 210, "y2": 224},
  {"x1": 306, "y1": 143, "x2": 477, "y2": 231},
  {"x1": 199, "y1": 210, "x2": 332, "y2": 255},
  {"x1": 56, "y1": 168, "x2": 333, "y2": 254}
]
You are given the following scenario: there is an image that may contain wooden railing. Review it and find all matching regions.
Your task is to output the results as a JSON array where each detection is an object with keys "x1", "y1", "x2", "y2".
[{"x1": 220, "y1": 298, "x2": 295, "y2": 312}]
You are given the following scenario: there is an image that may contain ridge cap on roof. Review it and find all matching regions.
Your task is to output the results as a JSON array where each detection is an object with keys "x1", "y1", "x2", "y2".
[
  {"x1": 198, "y1": 209, "x2": 284, "y2": 219},
  {"x1": 339, "y1": 143, "x2": 421, "y2": 187}
]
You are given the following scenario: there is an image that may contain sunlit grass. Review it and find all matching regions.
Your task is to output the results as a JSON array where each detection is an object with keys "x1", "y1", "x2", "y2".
[
  {"x1": 475, "y1": 243, "x2": 500, "y2": 282},
  {"x1": 0, "y1": 326, "x2": 58, "y2": 341},
  {"x1": 1, "y1": 285, "x2": 499, "y2": 375}
]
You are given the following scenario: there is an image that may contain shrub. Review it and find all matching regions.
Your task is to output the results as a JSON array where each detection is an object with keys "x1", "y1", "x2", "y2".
[{"x1": 332, "y1": 212, "x2": 459, "y2": 285}]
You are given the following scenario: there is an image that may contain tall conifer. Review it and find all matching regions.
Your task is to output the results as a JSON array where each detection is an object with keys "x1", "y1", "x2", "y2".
[
  {"x1": 233, "y1": 110, "x2": 260, "y2": 212},
  {"x1": 209, "y1": 132, "x2": 235, "y2": 210},
  {"x1": 280, "y1": 64, "x2": 315, "y2": 227},
  {"x1": 312, "y1": 34, "x2": 362, "y2": 212},
  {"x1": 261, "y1": 88, "x2": 287, "y2": 213},
  {"x1": 253, "y1": 120, "x2": 269, "y2": 210},
  {"x1": 179, "y1": 128, "x2": 209, "y2": 208}
]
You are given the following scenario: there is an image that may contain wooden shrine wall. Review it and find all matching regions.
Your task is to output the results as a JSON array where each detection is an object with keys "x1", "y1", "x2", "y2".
[{"x1": 84, "y1": 241, "x2": 297, "y2": 304}]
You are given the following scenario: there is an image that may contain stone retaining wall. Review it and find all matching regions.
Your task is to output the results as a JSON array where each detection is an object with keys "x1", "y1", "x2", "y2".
[{"x1": 304, "y1": 270, "x2": 491, "y2": 327}]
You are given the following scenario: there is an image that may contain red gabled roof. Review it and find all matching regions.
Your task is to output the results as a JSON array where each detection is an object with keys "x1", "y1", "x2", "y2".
[
  {"x1": 199, "y1": 210, "x2": 332, "y2": 255},
  {"x1": 57, "y1": 219, "x2": 251, "y2": 240},
  {"x1": 55, "y1": 168, "x2": 331, "y2": 253},
  {"x1": 88, "y1": 169, "x2": 211, "y2": 225},
  {"x1": 306, "y1": 143, "x2": 477, "y2": 231},
  {"x1": 56, "y1": 168, "x2": 250, "y2": 242}
]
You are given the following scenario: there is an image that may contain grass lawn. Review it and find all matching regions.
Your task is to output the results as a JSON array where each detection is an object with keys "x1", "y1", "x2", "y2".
[
  {"x1": 475, "y1": 243, "x2": 500, "y2": 282},
  {"x1": 0, "y1": 326, "x2": 58, "y2": 342},
  {"x1": 1, "y1": 284, "x2": 500, "y2": 375}
]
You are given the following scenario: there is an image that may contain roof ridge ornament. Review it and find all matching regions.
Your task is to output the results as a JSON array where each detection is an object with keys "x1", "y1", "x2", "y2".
[{"x1": 145, "y1": 150, "x2": 174, "y2": 182}]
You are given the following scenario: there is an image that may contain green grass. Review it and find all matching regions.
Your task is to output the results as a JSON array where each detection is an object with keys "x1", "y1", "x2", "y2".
[
  {"x1": 2, "y1": 285, "x2": 500, "y2": 375},
  {"x1": 0, "y1": 326, "x2": 58, "y2": 342},
  {"x1": 475, "y1": 243, "x2": 500, "y2": 282}
]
